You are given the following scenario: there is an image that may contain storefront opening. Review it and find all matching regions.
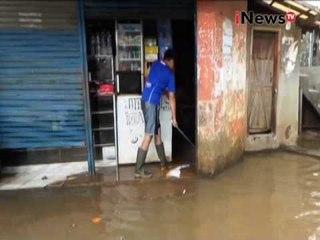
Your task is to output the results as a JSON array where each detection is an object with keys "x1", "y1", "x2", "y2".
[{"x1": 84, "y1": 2, "x2": 196, "y2": 180}]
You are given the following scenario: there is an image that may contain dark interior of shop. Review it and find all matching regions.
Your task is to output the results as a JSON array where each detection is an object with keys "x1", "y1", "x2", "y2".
[
  {"x1": 302, "y1": 96, "x2": 320, "y2": 132},
  {"x1": 301, "y1": 28, "x2": 320, "y2": 134},
  {"x1": 171, "y1": 20, "x2": 196, "y2": 164},
  {"x1": 85, "y1": 18, "x2": 196, "y2": 168}
]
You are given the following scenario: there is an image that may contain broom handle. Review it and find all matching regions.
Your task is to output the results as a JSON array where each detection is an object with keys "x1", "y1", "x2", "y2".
[{"x1": 174, "y1": 125, "x2": 195, "y2": 148}]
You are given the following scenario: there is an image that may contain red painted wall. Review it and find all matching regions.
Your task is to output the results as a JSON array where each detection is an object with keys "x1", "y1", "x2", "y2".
[{"x1": 197, "y1": 0, "x2": 248, "y2": 174}]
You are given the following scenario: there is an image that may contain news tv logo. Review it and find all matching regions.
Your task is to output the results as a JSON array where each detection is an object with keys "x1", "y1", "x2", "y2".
[{"x1": 235, "y1": 11, "x2": 296, "y2": 25}]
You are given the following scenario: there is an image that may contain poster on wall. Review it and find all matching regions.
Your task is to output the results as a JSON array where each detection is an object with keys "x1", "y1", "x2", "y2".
[
  {"x1": 117, "y1": 95, "x2": 172, "y2": 164},
  {"x1": 144, "y1": 38, "x2": 158, "y2": 61},
  {"x1": 144, "y1": 38, "x2": 159, "y2": 78},
  {"x1": 281, "y1": 36, "x2": 299, "y2": 75},
  {"x1": 157, "y1": 19, "x2": 173, "y2": 59}
]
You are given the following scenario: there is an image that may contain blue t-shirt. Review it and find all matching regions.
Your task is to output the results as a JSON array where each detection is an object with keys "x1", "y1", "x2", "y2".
[{"x1": 142, "y1": 61, "x2": 175, "y2": 105}]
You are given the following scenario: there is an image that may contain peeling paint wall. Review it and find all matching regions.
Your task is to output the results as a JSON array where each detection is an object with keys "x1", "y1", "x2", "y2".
[
  {"x1": 197, "y1": 0, "x2": 247, "y2": 175},
  {"x1": 278, "y1": 26, "x2": 301, "y2": 145},
  {"x1": 246, "y1": 23, "x2": 301, "y2": 151}
]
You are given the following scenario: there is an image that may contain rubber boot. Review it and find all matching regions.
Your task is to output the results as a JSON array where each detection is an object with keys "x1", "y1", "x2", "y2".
[
  {"x1": 156, "y1": 142, "x2": 167, "y2": 170},
  {"x1": 135, "y1": 148, "x2": 152, "y2": 179}
]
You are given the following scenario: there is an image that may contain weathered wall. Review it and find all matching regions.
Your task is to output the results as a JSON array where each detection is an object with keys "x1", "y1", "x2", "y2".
[
  {"x1": 278, "y1": 25, "x2": 301, "y2": 145},
  {"x1": 197, "y1": 0, "x2": 247, "y2": 175},
  {"x1": 246, "y1": 23, "x2": 301, "y2": 151}
]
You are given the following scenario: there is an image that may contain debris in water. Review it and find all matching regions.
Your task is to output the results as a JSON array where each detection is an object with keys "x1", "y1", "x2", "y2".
[
  {"x1": 313, "y1": 173, "x2": 319, "y2": 177},
  {"x1": 92, "y1": 216, "x2": 102, "y2": 224},
  {"x1": 72, "y1": 223, "x2": 76, "y2": 228},
  {"x1": 41, "y1": 176, "x2": 48, "y2": 180},
  {"x1": 67, "y1": 176, "x2": 77, "y2": 181},
  {"x1": 166, "y1": 164, "x2": 190, "y2": 178}
]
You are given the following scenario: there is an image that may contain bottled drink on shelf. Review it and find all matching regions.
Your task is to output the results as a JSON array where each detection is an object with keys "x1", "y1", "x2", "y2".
[
  {"x1": 101, "y1": 31, "x2": 107, "y2": 55},
  {"x1": 96, "y1": 33, "x2": 101, "y2": 56},
  {"x1": 90, "y1": 35, "x2": 96, "y2": 56},
  {"x1": 106, "y1": 32, "x2": 112, "y2": 55}
]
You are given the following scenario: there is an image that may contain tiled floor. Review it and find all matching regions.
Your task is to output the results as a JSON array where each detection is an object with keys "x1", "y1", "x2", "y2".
[
  {"x1": 0, "y1": 160, "x2": 196, "y2": 190},
  {"x1": 0, "y1": 160, "x2": 115, "y2": 190}
]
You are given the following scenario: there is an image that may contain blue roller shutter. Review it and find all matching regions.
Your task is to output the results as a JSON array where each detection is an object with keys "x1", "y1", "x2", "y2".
[{"x1": 0, "y1": 0, "x2": 86, "y2": 149}]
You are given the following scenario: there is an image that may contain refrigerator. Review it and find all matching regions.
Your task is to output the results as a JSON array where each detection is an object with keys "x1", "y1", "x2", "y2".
[{"x1": 115, "y1": 21, "x2": 144, "y2": 94}]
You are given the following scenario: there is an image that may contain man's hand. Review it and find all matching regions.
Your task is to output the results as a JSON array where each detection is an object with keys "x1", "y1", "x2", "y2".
[{"x1": 172, "y1": 119, "x2": 178, "y2": 128}]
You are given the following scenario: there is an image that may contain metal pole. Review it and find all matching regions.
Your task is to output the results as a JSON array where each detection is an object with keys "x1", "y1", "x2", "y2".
[
  {"x1": 114, "y1": 21, "x2": 120, "y2": 181},
  {"x1": 78, "y1": 0, "x2": 95, "y2": 175},
  {"x1": 175, "y1": 126, "x2": 195, "y2": 148},
  {"x1": 113, "y1": 94, "x2": 120, "y2": 182},
  {"x1": 299, "y1": 87, "x2": 303, "y2": 134}
]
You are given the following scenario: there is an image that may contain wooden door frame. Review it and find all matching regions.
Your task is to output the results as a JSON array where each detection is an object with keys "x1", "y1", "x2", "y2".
[{"x1": 248, "y1": 26, "x2": 281, "y2": 135}]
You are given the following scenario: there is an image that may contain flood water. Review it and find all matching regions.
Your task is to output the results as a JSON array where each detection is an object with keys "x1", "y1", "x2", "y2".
[{"x1": 1, "y1": 151, "x2": 320, "y2": 240}]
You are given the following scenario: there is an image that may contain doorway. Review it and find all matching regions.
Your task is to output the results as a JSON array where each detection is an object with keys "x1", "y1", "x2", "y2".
[
  {"x1": 83, "y1": 18, "x2": 196, "y2": 180},
  {"x1": 248, "y1": 30, "x2": 279, "y2": 134},
  {"x1": 171, "y1": 20, "x2": 196, "y2": 164}
]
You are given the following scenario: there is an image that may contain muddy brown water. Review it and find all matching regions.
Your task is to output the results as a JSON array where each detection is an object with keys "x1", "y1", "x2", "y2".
[{"x1": 1, "y1": 151, "x2": 320, "y2": 240}]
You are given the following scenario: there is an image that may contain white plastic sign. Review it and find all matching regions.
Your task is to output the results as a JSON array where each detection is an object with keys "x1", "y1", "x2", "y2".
[{"x1": 117, "y1": 95, "x2": 172, "y2": 164}]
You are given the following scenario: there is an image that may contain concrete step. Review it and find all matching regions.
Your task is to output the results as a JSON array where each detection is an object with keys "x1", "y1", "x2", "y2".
[{"x1": 298, "y1": 130, "x2": 320, "y2": 150}]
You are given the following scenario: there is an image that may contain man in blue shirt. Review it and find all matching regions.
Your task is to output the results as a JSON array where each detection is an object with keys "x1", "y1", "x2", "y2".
[{"x1": 135, "y1": 49, "x2": 177, "y2": 178}]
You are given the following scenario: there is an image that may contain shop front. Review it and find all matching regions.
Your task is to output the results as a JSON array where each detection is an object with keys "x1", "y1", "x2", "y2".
[
  {"x1": 83, "y1": 0, "x2": 196, "y2": 178},
  {"x1": 0, "y1": 0, "x2": 196, "y2": 181},
  {"x1": 0, "y1": 0, "x2": 90, "y2": 169}
]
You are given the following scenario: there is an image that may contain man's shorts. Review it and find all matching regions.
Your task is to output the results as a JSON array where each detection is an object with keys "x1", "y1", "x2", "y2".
[{"x1": 141, "y1": 101, "x2": 160, "y2": 136}]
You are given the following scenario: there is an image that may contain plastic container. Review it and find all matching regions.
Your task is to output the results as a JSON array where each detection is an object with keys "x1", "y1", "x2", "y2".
[{"x1": 98, "y1": 84, "x2": 114, "y2": 96}]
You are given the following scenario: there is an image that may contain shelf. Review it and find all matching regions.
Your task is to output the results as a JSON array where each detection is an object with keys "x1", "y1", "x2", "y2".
[
  {"x1": 119, "y1": 44, "x2": 141, "y2": 47},
  {"x1": 119, "y1": 58, "x2": 141, "y2": 61},
  {"x1": 91, "y1": 110, "x2": 113, "y2": 115},
  {"x1": 88, "y1": 55, "x2": 113, "y2": 59},
  {"x1": 89, "y1": 91, "x2": 114, "y2": 95},
  {"x1": 118, "y1": 30, "x2": 141, "y2": 33},
  {"x1": 90, "y1": 79, "x2": 114, "y2": 82},
  {"x1": 93, "y1": 127, "x2": 114, "y2": 131},
  {"x1": 94, "y1": 143, "x2": 114, "y2": 147},
  {"x1": 91, "y1": 94, "x2": 115, "y2": 98}
]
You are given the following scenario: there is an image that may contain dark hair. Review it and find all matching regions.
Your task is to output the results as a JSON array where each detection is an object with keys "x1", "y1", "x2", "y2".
[{"x1": 164, "y1": 49, "x2": 174, "y2": 61}]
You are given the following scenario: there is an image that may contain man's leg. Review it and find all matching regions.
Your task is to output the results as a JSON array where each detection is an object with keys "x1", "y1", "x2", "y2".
[
  {"x1": 141, "y1": 135, "x2": 153, "y2": 151},
  {"x1": 155, "y1": 128, "x2": 162, "y2": 145},
  {"x1": 135, "y1": 135, "x2": 153, "y2": 178},
  {"x1": 135, "y1": 100, "x2": 155, "y2": 178},
  {"x1": 155, "y1": 128, "x2": 167, "y2": 170}
]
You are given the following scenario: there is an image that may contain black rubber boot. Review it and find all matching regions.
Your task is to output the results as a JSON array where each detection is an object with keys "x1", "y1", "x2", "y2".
[
  {"x1": 156, "y1": 142, "x2": 167, "y2": 170},
  {"x1": 135, "y1": 148, "x2": 152, "y2": 178}
]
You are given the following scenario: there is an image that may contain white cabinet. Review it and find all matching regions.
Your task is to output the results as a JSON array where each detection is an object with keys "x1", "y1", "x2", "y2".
[{"x1": 117, "y1": 95, "x2": 172, "y2": 164}]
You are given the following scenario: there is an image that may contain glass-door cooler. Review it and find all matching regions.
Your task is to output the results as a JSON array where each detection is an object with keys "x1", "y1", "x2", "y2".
[{"x1": 115, "y1": 21, "x2": 143, "y2": 94}]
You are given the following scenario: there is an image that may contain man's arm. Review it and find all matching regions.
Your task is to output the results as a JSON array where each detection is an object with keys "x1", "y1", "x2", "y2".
[{"x1": 169, "y1": 92, "x2": 178, "y2": 128}]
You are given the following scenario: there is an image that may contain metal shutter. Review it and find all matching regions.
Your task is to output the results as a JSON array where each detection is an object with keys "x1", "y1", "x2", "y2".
[
  {"x1": 0, "y1": 0, "x2": 86, "y2": 149},
  {"x1": 84, "y1": 0, "x2": 195, "y2": 20}
]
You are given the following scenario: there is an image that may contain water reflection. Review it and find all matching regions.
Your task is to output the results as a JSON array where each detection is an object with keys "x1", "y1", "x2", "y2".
[{"x1": 1, "y1": 152, "x2": 320, "y2": 239}]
